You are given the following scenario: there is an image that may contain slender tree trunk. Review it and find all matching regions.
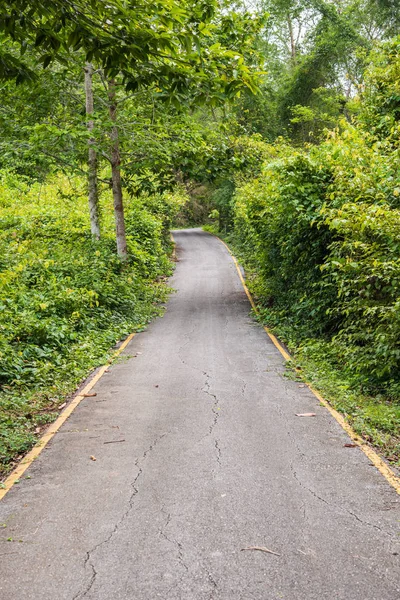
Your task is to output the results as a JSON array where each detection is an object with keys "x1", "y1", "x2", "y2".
[
  {"x1": 108, "y1": 78, "x2": 128, "y2": 260},
  {"x1": 287, "y1": 15, "x2": 296, "y2": 64},
  {"x1": 84, "y1": 63, "x2": 100, "y2": 239}
]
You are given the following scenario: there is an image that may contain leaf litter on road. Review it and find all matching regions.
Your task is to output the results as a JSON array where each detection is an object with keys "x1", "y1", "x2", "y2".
[
  {"x1": 241, "y1": 546, "x2": 280, "y2": 556},
  {"x1": 295, "y1": 412, "x2": 316, "y2": 417}
]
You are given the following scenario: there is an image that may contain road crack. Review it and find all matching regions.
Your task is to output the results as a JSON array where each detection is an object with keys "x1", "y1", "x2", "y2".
[
  {"x1": 277, "y1": 385, "x2": 397, "y2": 540},
  {"x1": 290, "y1": 463, "x2": 396, "y2": 540},
  {"x1": 159, "y1": 511, "x2": 189, "y2": 573},
  {"x1": 207, "y1": 570, "x2": 218, "y2": 599},
  {"x1": 202, "y1": 372, "x2": 222, "y2": 465},
  {"x1": 202, "y1": 373, "x2": 219, "y2": 435},
  {"x1": 72, "y1": 433, "x2": 167, "y2": 599},
  {"x1": 214, "y1": 439, "x2": 222, "y2": 465}
]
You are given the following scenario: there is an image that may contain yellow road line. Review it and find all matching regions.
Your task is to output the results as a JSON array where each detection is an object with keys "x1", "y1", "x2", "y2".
[
  {"x1": 216, "y1": 234, "x2": 400, "y2": 495},
  {"x1": 0, "y1": 332, "x2": 136, "y2": 501}
]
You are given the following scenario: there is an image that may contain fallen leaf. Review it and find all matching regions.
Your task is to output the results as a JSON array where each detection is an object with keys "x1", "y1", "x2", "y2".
[
  {"x1": 241, "y1": 546, "x2": 280, "y2": 556},
  {"x1": 83, "y1": 392, "x2": 97, "y2": 397},
  {"x1": 295, "y1": 413, "x2": 316, "y2": 417},
  {"x1": 344, "y1": 443, "x2": 358, "y2": 448},
  {"x1": 90, "y1": 455, "x2": 97, "y2": 461}
]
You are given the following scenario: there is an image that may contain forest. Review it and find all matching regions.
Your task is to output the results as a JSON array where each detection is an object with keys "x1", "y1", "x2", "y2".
[{"x1": 0, "y1": 0, "x2": 400, "y2": 477}]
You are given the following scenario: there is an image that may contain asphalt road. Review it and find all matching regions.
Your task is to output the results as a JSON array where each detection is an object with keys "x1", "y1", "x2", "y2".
[{"x1": 1, "y1": 228, "x2": 399, "y2": 600}]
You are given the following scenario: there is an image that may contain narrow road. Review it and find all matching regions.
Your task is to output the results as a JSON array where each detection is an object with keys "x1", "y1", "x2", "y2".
[{"x1": 1, "y1": 229, "x2": 399, "y2": 600}]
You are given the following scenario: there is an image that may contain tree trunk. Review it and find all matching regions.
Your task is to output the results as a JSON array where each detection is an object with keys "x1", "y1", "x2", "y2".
[
  {"x1": 108, "y1": 78, "x2": 128, "y2": 260},
  {"x1": 287, "y1": 15, "x2": 296, "y2": 64},
  {"x1": 84, "y1": 63, "x2": 100, "y2": 239}
]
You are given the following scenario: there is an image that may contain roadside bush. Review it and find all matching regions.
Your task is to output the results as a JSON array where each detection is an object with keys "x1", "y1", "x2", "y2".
[
  {"x1": 231, "y1": 120, "x2": 400, "y2": 390},
  {"x1": 358, "y1": 36, "x2": 400, "y2": 143},
  {"x1": 233, "y1": 150, "x2": 335, "y2": 337},
  {"x1": 207, "y1": 135, "x2": 282, "y2": 231},
  {"x1": 322, "y1": 202, "x2": 400, "y2": 382}
]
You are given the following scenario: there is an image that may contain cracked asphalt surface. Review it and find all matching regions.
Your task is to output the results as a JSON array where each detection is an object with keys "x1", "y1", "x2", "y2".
[{"x1": 1, "y1": 228, "x2": 400, "y2": 600}]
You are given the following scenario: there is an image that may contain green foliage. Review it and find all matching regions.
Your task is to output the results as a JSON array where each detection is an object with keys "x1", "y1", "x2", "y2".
[
  {"x1": 322, "y1": 201, "x2": 400, "y2": 381},
  {"x1": 358, "y1": 36, "x2": 400, "y2": 142},
  {"x1": 233, "y1": 147, "x2": 335, "y2": 335},
  {"x1": 232, "y1": 120, "x2": 400, "y2": 387},
  {"x1": 0, "y1": 171, "x2": 186, "y2": 475},
  {"x1": 196, "y1": 134, "x2": 274, "y2": 228},
  {"x1": 0, "y1": 1, "x2": 262, "y2": 104},
  {"x1": 369, "y1": 0, "x2": 400, "y2": 35},
  {"x1": 0, "y1": 62, "x2": 88, "y2": 178}
]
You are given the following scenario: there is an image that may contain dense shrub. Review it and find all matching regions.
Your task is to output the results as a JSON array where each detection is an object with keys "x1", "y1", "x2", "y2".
[
  {"x1": 231, "y1": 122, "x2": 400, "y2": 390},
  {"x1": 234, "y1": 150, "x2": 335, "y2": 335},
  {"x1": 205, "y1": 135, "x2": 278, "y2": 231},
  {"x1": 358, "y1": 36, "x2": 400, "y2": 143}
]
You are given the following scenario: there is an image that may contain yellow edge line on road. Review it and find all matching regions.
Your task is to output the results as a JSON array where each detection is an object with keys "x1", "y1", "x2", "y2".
[
  {"x1": 0, "y1": 332, "x2": 136, "y2": 501},
  {"x1": 216, "y1": 234, "x2": 400, "y2": 495}
]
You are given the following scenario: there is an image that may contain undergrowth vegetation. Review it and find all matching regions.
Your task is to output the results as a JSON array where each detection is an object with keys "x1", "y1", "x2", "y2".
[{"x1": 0, "y1": 172, "x2": 186, "y2": 476}]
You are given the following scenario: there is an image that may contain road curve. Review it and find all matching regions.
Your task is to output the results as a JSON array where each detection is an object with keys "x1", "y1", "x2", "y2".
[{"x1": 0, "y1": 228, "x2": 399, "y2": 600}]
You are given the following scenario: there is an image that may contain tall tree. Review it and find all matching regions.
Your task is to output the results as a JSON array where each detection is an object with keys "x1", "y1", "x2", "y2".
[
  {"x1": 84, "y1": 62, "x2": 100, "y2": 239},
  {"x1": 107, "y1": 78, "x2": 127, "y2": 260}
]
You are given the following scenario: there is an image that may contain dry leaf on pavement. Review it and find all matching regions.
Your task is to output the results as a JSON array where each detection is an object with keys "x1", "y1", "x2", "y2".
[
  {"x1": 241, "y1": 546, "x2": 280, "y2": 556},
  {"x1": 295, "y1": 413, "x2": 316, "y2": 417}
]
